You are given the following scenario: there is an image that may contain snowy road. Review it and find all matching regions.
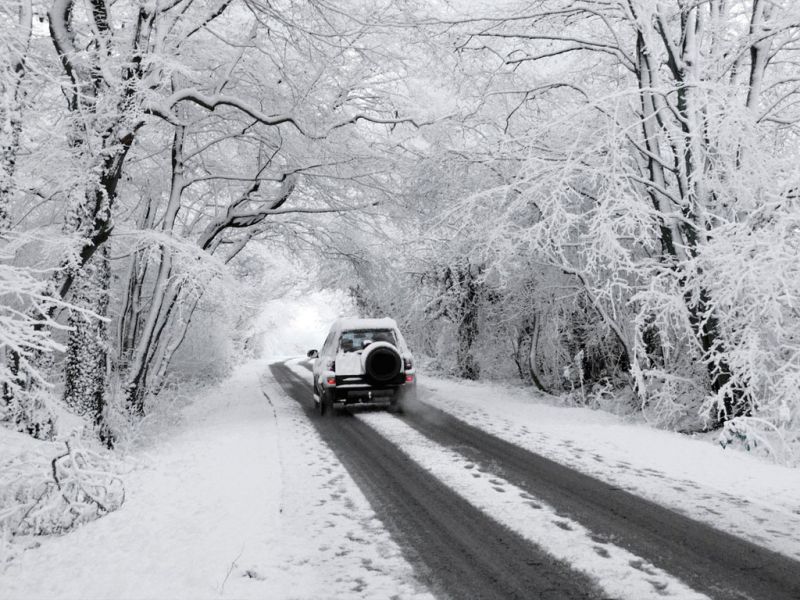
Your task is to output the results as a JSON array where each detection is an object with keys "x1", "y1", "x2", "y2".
[
  {"x1": 272, "y1": 360, "x2": 800, "y2": 600},
  {"x1": 270, "y1": 362, "x2": 601, "y2": 600}
]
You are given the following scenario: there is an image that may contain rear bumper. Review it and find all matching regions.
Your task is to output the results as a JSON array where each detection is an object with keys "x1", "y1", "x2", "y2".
[
  {"x1": 330, "y1": 381, "x2": 416, "y2": 406},
  {"x1": 318, "y1": 369, "x2": 416, "y2": 406}
]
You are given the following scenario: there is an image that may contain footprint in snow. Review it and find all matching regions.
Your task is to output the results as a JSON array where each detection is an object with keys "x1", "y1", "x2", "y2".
[
  {"x1": 361, "y1": 558, "x2": 382, "y2": 573},
  {"x1": 767, "y1": 529, "x2": 788, "y2": 537},
  {"x1": 346, "y1": 532, "x2": 367, "y2": 544},
  {"x1": 647, "y1": 579, "x2": 670, "y2": 595},
  {"x1": 350, "y1": 577, "x2": 367, "y2": 593},
  {"x1": 593, "y1": 545, "x2": 610, "y2": 558},
  {"x1": 242, "y1": 568, "x2": 266, "y2": 581},
  {"x1": 629, "y1": 559, "x2": 657, "y2": 575},
  {"x1": 553, "y1": 521, "x2": 573, "y2": 531}
]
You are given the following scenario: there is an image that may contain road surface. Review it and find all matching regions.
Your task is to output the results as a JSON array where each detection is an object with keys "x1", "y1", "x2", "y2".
[{"x1": 270, "y1": 361, "x2": 800, "y2": 600}]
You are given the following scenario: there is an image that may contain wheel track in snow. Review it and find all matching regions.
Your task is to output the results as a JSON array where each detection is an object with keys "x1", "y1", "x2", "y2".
[
  {"x1": 393, "y1": 393, "x2": 800, "y2": 600},
  {"x1": 269, "y1": 361, "x2": 602, "y2": 600},
  {"x1": 278, "y1": 361, "x2": 800, "y2": 599}
]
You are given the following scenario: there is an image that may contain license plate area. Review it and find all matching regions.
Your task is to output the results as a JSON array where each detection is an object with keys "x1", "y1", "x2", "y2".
[{"x1": 345, "y1": 388, "x2": 395, "y2": 401}]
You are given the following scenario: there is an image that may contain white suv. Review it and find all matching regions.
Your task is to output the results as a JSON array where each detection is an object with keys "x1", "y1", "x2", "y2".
[{"x1": 307, "y1": 317, "x2": 416, "y2": 416}]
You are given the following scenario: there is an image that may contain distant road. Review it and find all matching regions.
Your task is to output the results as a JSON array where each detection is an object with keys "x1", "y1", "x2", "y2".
[{"x1": 270, "y1": 361, "x2": 800, "y2": 600}]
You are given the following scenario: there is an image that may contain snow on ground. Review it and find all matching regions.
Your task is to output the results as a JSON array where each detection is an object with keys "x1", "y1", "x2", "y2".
[
  {"x1": 0, "y1": 426, "x2": 47, "y2": 456},
  {"x1": 0, "y1": 360, "x2": 432, "y2": 600},
  {"x1": 281, "y1": 357, "x2": 800, "y2": 564},
  {"x1": 358, "y1": 411, "x2": 707, "y2": 600},
  {"x1": 258, "y1": 369, "x2": 432, "y2": 600},
  {"x1": 417, "y1": 375, "x2": 800, "y2": 561}
]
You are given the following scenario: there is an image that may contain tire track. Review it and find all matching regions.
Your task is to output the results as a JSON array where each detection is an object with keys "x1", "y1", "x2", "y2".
[
  {"x1": 286, "y1": 359, "x2": 800, "y2": 599},
  {"x1": 394, "y1": 393, "x2": 800, "y2": 600},
  {"x1": 269, "y1": 361, "x2": 603, "y2": 600}
]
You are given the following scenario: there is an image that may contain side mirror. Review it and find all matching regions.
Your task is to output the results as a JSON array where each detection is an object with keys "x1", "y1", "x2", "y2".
[{"x1": 307, "y1": 349, "x2": 319, "y2": 359}]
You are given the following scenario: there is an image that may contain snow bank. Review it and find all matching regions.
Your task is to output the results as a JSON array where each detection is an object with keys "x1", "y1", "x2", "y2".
[{"x1": 0, "y1": 428, "x2": 124, "y2": 570}]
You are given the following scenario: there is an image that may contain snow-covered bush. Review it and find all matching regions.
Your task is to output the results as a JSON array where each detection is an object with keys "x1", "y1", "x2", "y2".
[
  {"x1": 98, "y1": 376, "x2": 193, "y2": 453},
  {"x1": 698, "y1": 194, "x2": 800, "y2": 461},
  {"x1": 0, "y1": 432, "x2": 124, "y2": 567}
]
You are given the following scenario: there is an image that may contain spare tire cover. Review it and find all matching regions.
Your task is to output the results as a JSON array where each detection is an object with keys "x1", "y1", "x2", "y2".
[{"x1": 363, "y1": 342, "x2": 402, "y2": 383}]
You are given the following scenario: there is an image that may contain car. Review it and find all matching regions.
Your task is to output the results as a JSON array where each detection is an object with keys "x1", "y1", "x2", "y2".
[{"x1": 306, "y1": 317, "x2": 416, "y2": 416}]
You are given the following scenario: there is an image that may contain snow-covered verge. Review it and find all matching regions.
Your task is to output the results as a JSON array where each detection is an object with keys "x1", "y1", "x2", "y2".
[
  {"x1": 0, "y1": 360, "x2": 432, "y2": 600},
  {"x1": 0, "y1": 424, "x2": 125, "y2": 570},
  {"x1": 416, "y1": 374, "x2": 800, "y2": 561}
]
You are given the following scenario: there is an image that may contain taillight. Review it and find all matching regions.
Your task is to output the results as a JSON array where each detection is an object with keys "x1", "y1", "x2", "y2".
[
  {"x1": 327, "y1": 376, "x2": 336, "y2": 385},
  {"x1": 404, "y1": 357, "x2": 413, "y2": 370},
  {"x1": 405, "y1": 374, "x2": 414, "y2": 383}
]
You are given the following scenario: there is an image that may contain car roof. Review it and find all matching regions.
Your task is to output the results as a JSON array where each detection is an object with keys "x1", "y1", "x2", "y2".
[{"x1": 333, "y1": 317, "x2": 399, "y2": 331}]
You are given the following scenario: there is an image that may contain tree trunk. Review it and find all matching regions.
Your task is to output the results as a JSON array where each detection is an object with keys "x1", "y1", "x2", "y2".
[
  {"x1": 63, "y1": 244, "x2": 112, "y2": 445},
  {"x1": 515, "y1": 317, "x2": 549, "y2": 392},
  {"x1": 0, "y1": 0, "x2": 32, "y2": 229},
  {"x1": 634, "y1": 6, "x2": 744, "y2": 424},
  {"x1": 123, "y1": 127, "x2": 185, "y2": 414},
  {"x1": 455, "y1": 265, "x2": 481, "y2": 380},
  {"x1": 118, "y1": 198, "x2": 157, "y2": 366}
]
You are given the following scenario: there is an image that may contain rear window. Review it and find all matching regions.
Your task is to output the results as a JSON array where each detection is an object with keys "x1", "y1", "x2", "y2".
[{"x1": 339, "y1": 329, "x2": 397, "y2": 352}]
